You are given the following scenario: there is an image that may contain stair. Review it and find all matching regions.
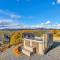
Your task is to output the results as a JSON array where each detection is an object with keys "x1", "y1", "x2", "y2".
[{"x1": 22, "y1": 48, "x2": 33, "y2": 56}]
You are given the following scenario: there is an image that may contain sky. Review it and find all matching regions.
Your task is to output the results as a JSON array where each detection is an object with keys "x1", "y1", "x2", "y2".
[{"x1": 0, "y1": 0, "x2": 60, "y2": 29}]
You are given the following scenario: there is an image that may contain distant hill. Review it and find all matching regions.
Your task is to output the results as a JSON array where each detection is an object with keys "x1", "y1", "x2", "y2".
[{"x1": 0, "y1": 28, "x2": 60, "y2": 31}]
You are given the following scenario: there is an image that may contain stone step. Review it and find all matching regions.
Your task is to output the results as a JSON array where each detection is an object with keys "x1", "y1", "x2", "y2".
[{"x1": 22, "y1": 48, "x2": 33, "y2": 56}]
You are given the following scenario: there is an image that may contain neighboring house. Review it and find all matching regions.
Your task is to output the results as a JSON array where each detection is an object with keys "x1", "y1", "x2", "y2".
[
  {"x1": 4, "y1": 34, "x2": 10, "y2": 43},
  {"x1": 23, "y1": 33, "x2": 35, "y2": 39},
  {"x1": 0, "y1": 36, "x2": 3, "y2": 46},
  {"x1": 0, "y1": 36, "x2": 3, "y2": 44}
]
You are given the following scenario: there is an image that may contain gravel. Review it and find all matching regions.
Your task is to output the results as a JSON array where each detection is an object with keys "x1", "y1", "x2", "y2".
[{"x1": 0, "y1": 41, "x2": 60, "y2": 60}]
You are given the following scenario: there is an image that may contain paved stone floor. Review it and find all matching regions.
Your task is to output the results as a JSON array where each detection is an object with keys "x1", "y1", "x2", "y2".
[{"x1": 0, "y1": 41, "x2": 60, "y2": 60}]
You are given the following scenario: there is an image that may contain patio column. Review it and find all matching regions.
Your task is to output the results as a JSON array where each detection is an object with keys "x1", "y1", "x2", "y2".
[
  {"x1": 24, "y1": 40, "x2": 26, "y2": 47},
  {"x1": 38, "y1": 43, "x2": 44, "y2": 55},
  {"x1": 30, "y1": 40, "x2": 32, "y2": 47}
]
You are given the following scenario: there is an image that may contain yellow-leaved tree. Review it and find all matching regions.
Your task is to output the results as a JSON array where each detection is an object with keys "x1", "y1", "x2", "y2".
[{"x1": 10, "y1": 31, "x2": 22, "y2": 45}]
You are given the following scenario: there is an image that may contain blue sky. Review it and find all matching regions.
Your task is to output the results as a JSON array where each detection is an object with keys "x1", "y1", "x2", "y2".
[{"x1": 0, "y1": 0, "x2": 60, "y2": 29}]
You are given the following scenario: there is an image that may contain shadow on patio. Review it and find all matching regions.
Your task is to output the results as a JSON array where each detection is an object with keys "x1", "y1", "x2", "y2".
[{"x1": 46, "y1": 41, "x2": 60, "y2": 54}]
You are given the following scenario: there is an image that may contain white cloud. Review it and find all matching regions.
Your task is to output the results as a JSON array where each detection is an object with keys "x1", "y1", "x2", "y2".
[
  {"x1": 0, "y1": 19, "x2": 26, "y2": 29},
  {"x1": 28, "y1": 21, "x2": 60, "y2": 29},
  {"x1": 0, "y1": 9, "x2": 60, "y2": 29},
  {"x1": 45, "y1": 20, "x2": 52, "y2": 24},
  {"x1": 10, "y1": 14, "x2": 21, "y2": 19},
  {"x1": 0, "y1": 9, "x2": 33, "y2": 29},
  {"x1": 57, "y1": 24, "x2": 60, "y2": 26},
  {"x1": 52, "y1": 0, "x2": 60, "y2": 5},
  {"x1": 0, "y1": 19, "x2": 60, "y2": 29},
  {"x1": 0, "y1": 19, "x2": 12, "y2": 23},
  {"x1": 57, "y1": 0, "x2": 60, "y2": 4},
  {"x1": 0, "y1": 9, "x2": 22, "y2": 19},
  {"x1": 0, "y1": 9, "x2": 33, "y2": 19},
  {"x1": 0, "y1": 9, "x2": 22, "y2": 29},
  {"x1": 27, "y1": 21, "x2": 52, "y2": 29}
]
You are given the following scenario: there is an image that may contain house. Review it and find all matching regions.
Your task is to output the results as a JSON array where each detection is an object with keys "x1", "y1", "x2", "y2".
[
  {"x1": 22, "y1": 32, "x2": 53, "y2": 56},
  {"x1": 4, "y1": 34, "x2": 10, "y2": 43},
  {"x1": 0, "y1": 36, "x2": 3, "y2": 45}
]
